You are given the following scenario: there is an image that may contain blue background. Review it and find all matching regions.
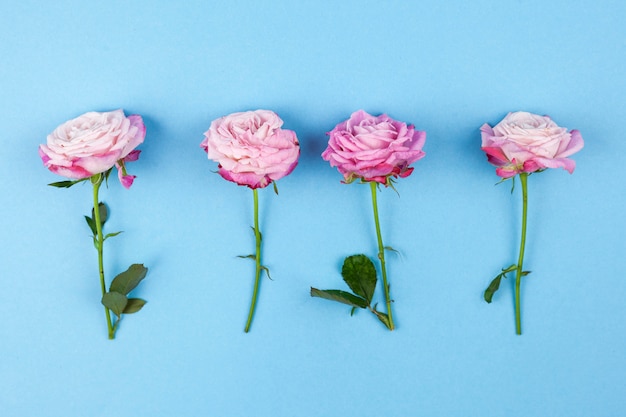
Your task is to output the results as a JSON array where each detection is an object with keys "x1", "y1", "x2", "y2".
[{"x1": 1, "y1": 0, "x2": 625, "y2": 416}]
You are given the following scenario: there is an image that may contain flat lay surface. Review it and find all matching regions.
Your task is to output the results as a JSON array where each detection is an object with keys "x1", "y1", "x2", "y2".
[{"x1": 1, "y1": 0, "x2": 625, "y2": 416}]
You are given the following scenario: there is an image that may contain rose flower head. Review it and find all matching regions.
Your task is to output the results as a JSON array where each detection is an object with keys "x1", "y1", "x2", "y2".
[
  {"x1": 322, "y1": 110, "x2": 426, "y2": 185},
  {"x1": 201, "y1": 110, "x2": 300, "y2": 189},
  {"x1": 39, "y1": 109, "x2": 146, "y2": 188},
  {"x1": 480, "y1": 111, "x2": 584, "y2": 178}
]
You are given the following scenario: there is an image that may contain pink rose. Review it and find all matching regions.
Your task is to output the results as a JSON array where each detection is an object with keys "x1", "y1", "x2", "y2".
[
  {"x1": 322, "y1": 110, "x2": 426, "y2": 185},
  {"x1": 201, "y1": 110, "x2": 300, "y2": 189},
  {"x1": 480, "y1": 111, "x2": 584, "y2": 178},
  {"x1": 39, "y1": 109, "x2": 146, "y2": 188}
]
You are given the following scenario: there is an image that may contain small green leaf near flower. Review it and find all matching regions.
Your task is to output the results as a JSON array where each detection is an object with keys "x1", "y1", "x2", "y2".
[{"x1": 47, "y1": 178, "x2": 88, "y2": 188}]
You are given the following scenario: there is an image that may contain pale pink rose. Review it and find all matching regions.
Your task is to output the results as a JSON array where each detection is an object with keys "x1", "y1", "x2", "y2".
[
  {"x1": 481, "y1": 111, "x2": 584, "y2": 178},
  {"x1": 39, "y1": 109, "x2": 145, "y2": 188},
  {"x1": 322, "y1": 110, "x2": 426, "y2": 185},
  {"x1": 200, "y1": 110, "x2": 300, "y2": 189}
]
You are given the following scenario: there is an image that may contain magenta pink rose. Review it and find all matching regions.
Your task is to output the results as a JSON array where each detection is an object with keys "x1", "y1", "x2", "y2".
[
  {"x1": 481, "y1": 111, "x2": 584, "y2": 178},
  {"x1": 200, "y1": 110, "x2": 300, "y2": 189},
  {"x1": 39, "y1": 109, "x2": 145, "y2": 188},
  {"x1": 322, "y1": 110, "x2": 426, "y2": 185}
]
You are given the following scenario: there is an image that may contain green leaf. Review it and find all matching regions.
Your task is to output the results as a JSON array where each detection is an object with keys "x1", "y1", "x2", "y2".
[
  {"x1": 85, "y1": 215, "x2": 97, "y2": 236},
  {"x1": 102, "y1": 291, "x2": 128, "y2": 317},
  {"x1": 92, "y1": 202, "x2": 107, "y2": 226},
  {"x1": 237, "y1": 254, "x2": 256, "y2": 260},
  {"x1": 48, "y1": 180, "x2": 81, "y2": 188},
  {"x1": 123, "y1": 298, "x2": 147, "y2": 314},
  {"x1": 484, "y1": 275, "x2": 503, "y2": 303},
  {"x1": 104, "y1": 231, "x2": 122, "y2": 240},
  {"x1": 110, "y1": 264, "x2": 148, "y2": 295},
  {"x1": 48, "y1": 180, "x2": 75, "y2": 188},
  {"x1": 310, "y1": 288, "x2": 368, "y2": 309},
  {"x1": 341, "y1": 254, "x2": 377, "y2": 304},
  {"x1": 484, "y1": 264, "x2": 522, "y2": 303}
]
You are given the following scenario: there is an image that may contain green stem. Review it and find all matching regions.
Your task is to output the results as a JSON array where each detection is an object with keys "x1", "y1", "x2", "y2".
[
  {"x1": 514, "y1": 173, "x2": 529, "y2": 335},
  {"x1": 245, "y1": 188, "x2": 262, "y2": 333},
  {"x1": 91, "y1": 174, "x2": 115, "y2": 339},
  {"x1": 370, "y1": 181, "x2": 395, "y2": 330}
]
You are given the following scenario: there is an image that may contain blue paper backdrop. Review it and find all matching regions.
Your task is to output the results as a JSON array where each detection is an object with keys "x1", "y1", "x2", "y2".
[{"x1": 1, "y1": 0, "x2": 625, "y2": 416}]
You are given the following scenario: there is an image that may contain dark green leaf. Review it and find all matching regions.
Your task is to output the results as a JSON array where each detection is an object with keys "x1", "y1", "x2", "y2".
[
  {"x1": 484, "y1": 264, "x2": 519, "y2": 302},
  {"x1": 110, "y1": 264, "x2": 148, "y2": 295},
  {"x1": 350, "y1": 306, "x2": 357, "y2": 316},
  {"x1": 84, "y1": 215, "x2": 97, "y2": 236},
  {"x1": 48, "y1": 180, "x2": 83, "y2": 188},
  {"x1": 102, "y1": 291, "x2": 128, "y2": 317},
  {"x1": 91, "y1": 202, "x2": 107, "y2": 225},
  {"x1": 310, "y1": 288, "x2": 368, "y2": 309},
  {"x1": 237, "y1": 254, "x2": 256, "y2": 260},
  {"x1": 522, "y1": 270, "x2": 531, "y2": 276},
  {"x1": 123, "y1": 298, "x2": 147, "y2": 314},
  {"x1": 341, "y1": 254, "x2": 377, "y2": 304},
  {"x1": 484, "y1": 275, "x2": 503, "y2": 303}
]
